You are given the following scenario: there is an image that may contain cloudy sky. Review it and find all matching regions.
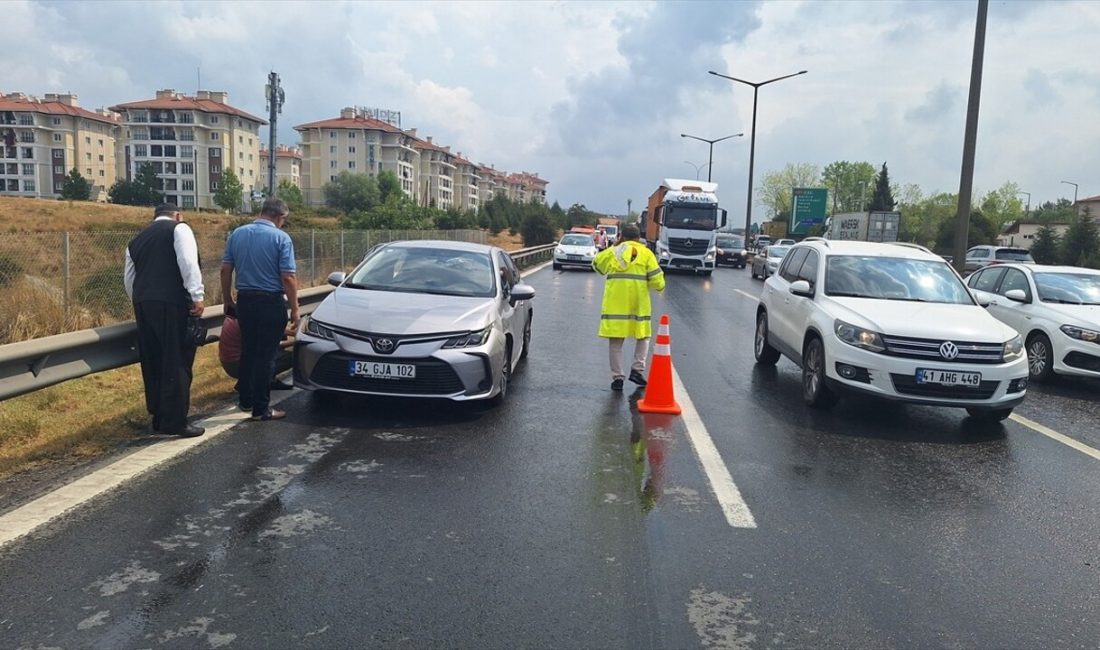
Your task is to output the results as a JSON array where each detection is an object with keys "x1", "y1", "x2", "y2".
[{"x1": 9, "y1": 0, "x2": 1100, "y2": 218}]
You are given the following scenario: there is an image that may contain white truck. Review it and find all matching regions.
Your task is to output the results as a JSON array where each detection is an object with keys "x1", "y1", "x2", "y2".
[
  {"x1": 640, "y1": 179, "x2": 728, "y2": 276},
  {"x1": 826, "y1": 211, "x2": 901, "y2": 242}
]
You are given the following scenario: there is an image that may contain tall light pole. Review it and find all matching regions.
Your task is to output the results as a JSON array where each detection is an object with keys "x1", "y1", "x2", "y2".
[
  {"x1": 1061, "y1": 180, "x2": 1078, "y2": 203},
  {"x1": 265, "y1": 71, "x2": 285, "y2": 198},
  {"x1": 680, "y1": 133, "x2": 743, "y2": 182},
  {"x1": 1017, "y1": 191, "x2": 1030, "y2": 215},
  {"x1": 952, "y1": 0, "x2": 988, "y2": 273},
  {"x1": 683, "y1": 160, "x2": 710, "y2": 180},
  {"x1": 709, "y1": 70, "x2": 807, "y2": 239}
]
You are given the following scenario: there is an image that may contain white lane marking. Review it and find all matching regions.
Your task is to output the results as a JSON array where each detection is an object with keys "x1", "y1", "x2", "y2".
[
  {"x1": 1009, "y1": 413, "x2": 1100, "y2": 462},
  {"x1": 672, "y1": 366, "x2": 758, "y2": 529},
  {"x1": 734, "y1": 289, "x2": 759, "y2": 302},
  {"x1": 0, "y1": 390, "x2": 295, "y2": 549}
]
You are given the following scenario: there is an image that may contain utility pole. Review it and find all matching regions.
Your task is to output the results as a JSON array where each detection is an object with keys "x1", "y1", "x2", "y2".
[
  {"x1": 265, "y1": 71, "x2": 285, "y2": 199},
  {"x1": 952, "y1": 0, "x2": 988, "y2": 273}
]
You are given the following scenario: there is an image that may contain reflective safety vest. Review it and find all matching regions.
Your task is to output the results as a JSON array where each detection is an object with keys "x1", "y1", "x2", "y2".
[{"x1": 593, "y1": 240, "x2": 665, "y2": 338}]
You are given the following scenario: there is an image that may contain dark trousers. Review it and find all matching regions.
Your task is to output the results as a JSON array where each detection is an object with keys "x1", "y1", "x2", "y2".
[
  {"x1": 134, "y1": 301, "x2": 196, "y2": 433},
  {"x1": 237, "y1": 292, "x2": 288, "y2": 417}
]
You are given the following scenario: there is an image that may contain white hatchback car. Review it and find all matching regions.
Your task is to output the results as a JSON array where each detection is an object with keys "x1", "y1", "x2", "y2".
[
  {"x1": 754, "y1": 240, "x2": 1030, "y2": 421},
  {"x1": 967, "y1": 264, "x2": 1100, "y2": 381}
]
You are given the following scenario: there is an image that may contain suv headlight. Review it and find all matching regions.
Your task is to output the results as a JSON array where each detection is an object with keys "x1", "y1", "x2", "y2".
[
  {"x1": 834, "y1": 319, "x2": 885, "y2": 352},
  {"x1": 555, "y1": 247, "x2": 565, "y2": 255},
  {"x1": 1002, "y1": 334, "x2": 1025, "y2": 361},
  {"x1": 1060, "y1": 324, "x2": 1100, "y2": 344},
  {"x1": 303, "y1": 315, "x2": 336, "y2": 340},
  {"x1": 443, "y1": 326, "x2": 492, "y2": 349}
]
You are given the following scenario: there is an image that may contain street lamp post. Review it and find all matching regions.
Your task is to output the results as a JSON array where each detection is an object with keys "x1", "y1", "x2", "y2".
[
  {"x1": 1017, "y1": 191, "x2": 1030, "y2": 215},
  {"x1": 709, "y1": 70, "x2": 807, "y2": 239},
  {"x1": 1061, "y1": 180, "x2": 1078, "y2": 203},
  {"x1": 680, "y1": 133, "x2": 743, "y2": 182},
  {"x1": 683, "y1": 160, "x2": 711, "y2": 180}
]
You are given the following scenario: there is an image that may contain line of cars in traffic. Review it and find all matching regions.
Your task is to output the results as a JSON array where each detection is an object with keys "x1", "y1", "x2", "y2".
[{"x1": 750, "y1": 237, "x2": 1098, "y2": 422}]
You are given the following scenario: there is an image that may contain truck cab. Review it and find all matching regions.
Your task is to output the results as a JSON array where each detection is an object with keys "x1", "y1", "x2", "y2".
[{"x1": 642, "y1": 179, "x2": 727, "y2": 276}]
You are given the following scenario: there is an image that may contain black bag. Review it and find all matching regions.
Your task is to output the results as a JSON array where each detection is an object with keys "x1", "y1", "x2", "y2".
[{"x1": 185, "y1": 316, "x2": 206, "y2": 347}]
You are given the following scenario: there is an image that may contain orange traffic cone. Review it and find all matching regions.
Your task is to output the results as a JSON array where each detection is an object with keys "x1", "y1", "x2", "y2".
[{"x1": 637, "y1": 314, "x2": 682, "y2": 415}]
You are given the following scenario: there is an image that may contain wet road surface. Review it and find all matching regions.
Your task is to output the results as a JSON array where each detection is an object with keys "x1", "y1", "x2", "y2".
[{"x1": 1, "y1": 264, "x2": 1098, "y2": 649}]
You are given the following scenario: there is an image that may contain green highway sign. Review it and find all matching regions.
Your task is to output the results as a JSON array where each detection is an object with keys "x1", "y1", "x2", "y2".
[{"x1": 791, "y1": 187, "x2": 828, "y2": 235}]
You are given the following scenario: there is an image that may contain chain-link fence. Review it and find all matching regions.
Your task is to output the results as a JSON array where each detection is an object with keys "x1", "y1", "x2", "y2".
[{"x1": 0, "y1": 229, "x2": 487, "y2": 345}]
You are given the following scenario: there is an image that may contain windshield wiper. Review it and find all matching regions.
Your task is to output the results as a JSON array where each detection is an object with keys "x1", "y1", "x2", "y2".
[
  {"x1": 341, "y1": 282, "x2": 372, "y2": 290},
  {"x1": 827, "y1": 291, "x2": 877, "y2": 299},
  {"x1": 1044, "y1": 298, "x2": 1084, "y2": 305}
]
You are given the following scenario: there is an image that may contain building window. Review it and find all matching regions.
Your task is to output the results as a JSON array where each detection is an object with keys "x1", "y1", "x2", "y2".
[
  {"x1": 98, "y1": 139, "x2": 103, "y2": 147},
  {"x1": 55, "y1": 182, "x2": 63, "y2": 193},
  {"x1": 18, "y1": 114, "x2": 33, "y2": 125},
  {"x1": 132, "y1": 111, "x2": 148, "y2": 123},
  {"x1": 348, "y1": 161, "x2": 355, "y2": 169},
  {"x1": 54, "y1": 165, "x2": 64, "y2": 174},
  {"x1": 179, "y1": 129, "x2": 195, "y2": 141},
  {"x1": 23, "y1": 163, "x2": 34, "y2": 175},
  {"x1": 238, "y1": 152, "x2": 243, "y2": 160},
  {"x1": 164, "y1": 145, "x2": 176, "y2": 157},
  {"x1": 52, "y1": 150, "x2": 64, "y2": 159},
  {"x1": 248, "y1": 169, "x2": 253, "y2": 177},
  {"x1": 238, "y1": 135, "x2": 243, "y2": 144},
  {"x1": 348, "y1": 146, "x2": 356, "y2": 153},
  {"x1": 151, "y1": 162, "x2": 163, "y2": 173},
  {"x1": 165, "y1": 162, "x2": 177, "y2": 173},
  {"x1": 181, "y1": 145, "x2": 193, "y2": 158},
  {"x1": 329, "y1": 145, "x2": 336, "y2": 154},
  {"x1": 19, "y1": 131, "x2": 35, "y2": 143},
  {"x1": 330, "y1": 175, "x2": 336, "y2": 182},
  {"x1": 182, "y1": 162, "x2": 194, "y2": 175},
  {"x1": 164, "y1": 179, "x2": 177, "y2": 191},
  {"x1": 133, "y1": 128, "x2": 148, "y2": 140},
  {"x1": 330, "y1": 131, "x2": 336, "y2": 138},
  {"x1": 85, "y1": 136, "x2": 91, "y2": 144},
  {"x1": 52, "y1": 133, "x2": 62, "y2": 142},
  {"x1": 211, "y1": 164, "x2": 221, "y2": 173},
  {"x1": 210, "y1": 132, "x2": 220, "y2": 141},
  {"x1": 330, "y1": 160, "x2": 337, "y2": 169},
  {"x1": 210, "y1": 148, "x2": 221, "y2": 158},
  {"x1": 23, "y1": 180, "x2": 35, "y2": 191},
  {"x1": 248, "y1": 138, "x2": 252, "y2": 146},
  {"x1": 248, "y1": 153, "x2": 252, "y2": 161},
  {"x1": 182, "y1": 179, "x2": 194, "y2": 191},
  {"x1": 151, "y1": 145, "x2": 162, "y2": 157},
  {"x1": 209, "y1": 116, "x2": 219, "y2": 125},
  {"x1": 182, "y1": 195, "x2": 195, "y2": 208},
  {"x1": 134, "y1": 144, "x2": 148, "y2": 157},
  {"x1": 211, "y1": 181, "x2": 219, "y2": 190},
  {"x1": 179, "y1": 112, "x2": 194, "y2": 124},
  {"x1": 99, "y1": 169, "x2": 104, "y2": 177},
  {"x1": 348, "y1": 132, "x2": 356, "y2": 139},
  {"x1": 52, "y1": 117, "x2": 62, "y2": 126},
  {"x1": 98, "y1": 154, "x2": 104, "y2": 162},
  {"x1": 22, "y1": 148, "x2": 33, "y2": 159}
]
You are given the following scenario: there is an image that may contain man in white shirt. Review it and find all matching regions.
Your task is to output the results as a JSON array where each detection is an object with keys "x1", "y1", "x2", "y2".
[{"x1": 124, "y1": 204, "x2": 206, "y2": 437}]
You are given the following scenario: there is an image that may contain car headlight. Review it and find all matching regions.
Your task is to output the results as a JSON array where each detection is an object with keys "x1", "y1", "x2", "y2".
[
  {"x1": 443, "y1": 326, "x2": 492, "y2": 349},
  {"x1": 738, "y1": 250, "x2": 747, "y2": 257},
  {"x1": 834, "y1": 319, "x2": 885, "y2": 352},
  {"x1": 303, "y1": 315, "x2": 336, "y2": 341},
  {"x1": 1060, "y1": 324, "x2": 1100, "y2": 344},
  {"x1": 659, "y1": 249, "x2": 670, "y2": 258},
  {"x1": 716, "y1": 248, "x2": 724, "y2": 255},
  {"x1": 555, "y1": 247, "x2": 564, "y2": 255},
  {"x1": 1002, "y1": 334, "x2": 1025, "y2": 361},
  {"x1": 705, "y1": 250, "x2": 716, "y2": 261}
]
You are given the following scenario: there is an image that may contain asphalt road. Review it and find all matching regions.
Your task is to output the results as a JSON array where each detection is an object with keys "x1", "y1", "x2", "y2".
[{"x1": 1, "y1": 263, "x2": 1098, "y2": 649}]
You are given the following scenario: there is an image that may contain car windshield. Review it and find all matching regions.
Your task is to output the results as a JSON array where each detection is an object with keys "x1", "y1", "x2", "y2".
[
  {"x1": 561, "y1": 234, "x2": 594, "y2": 246},
  {"x1": 996, "y1": 249, "x2": 1034, "y2": 261},
  {"x1": 767, "y1": 246, "x2": 790, "y2": 258},
  {"x1": 346, "y1": 246, "x2": 496, "y2": 298},
  {"x1": 717, "y1": 237, "x2": 742, "y2": 248},
  {"x1": 824, "y1": 255, "x2": 974, "y2": 304},
  {"x1": 1033, "y1": 272, "x2": 1100, "y2": 305},
  {"x1": 664, "y1": 203, "x2": 718, "y2": 230}
]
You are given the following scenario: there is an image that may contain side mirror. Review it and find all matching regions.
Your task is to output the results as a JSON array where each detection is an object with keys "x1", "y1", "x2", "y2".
[
  {"x1": 789, "y1": 280, "x2": 814, "y2": 297},
  {"x1": 720, "y1": 209, "x2": 728, "y2": 228},
  {"x1": 510, "y1": 283, "x2": 535, "y2": 303},
  {"x1": 972, "y1": 291, "x2": 992, "y2": 307},
  {"x1": 1004, "y1": 289, "x2": 1029, "y2": 303},
  {"x1": 327, "y1": 271, "x2": 346, "y2": 287}
]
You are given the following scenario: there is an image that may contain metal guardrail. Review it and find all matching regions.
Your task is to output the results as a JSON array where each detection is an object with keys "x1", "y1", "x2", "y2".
[
  {"x1": 0, "y1": 243, "x2": 557, "y2": 403},
  {"x1": 0, "y1": 286, "x2": 333, "y2": 402}
]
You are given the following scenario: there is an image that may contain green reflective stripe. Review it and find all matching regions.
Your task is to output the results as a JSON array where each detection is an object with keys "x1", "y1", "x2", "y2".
[
  {"x1": 646, "y1": 269, "x2": 662, "y2": 278},
  {"x1": 601, "y1": 314, "x2": 652, "y2": 321},
  {"x1": 607, "y1": 273, "x2": 648, "y2": 281}
]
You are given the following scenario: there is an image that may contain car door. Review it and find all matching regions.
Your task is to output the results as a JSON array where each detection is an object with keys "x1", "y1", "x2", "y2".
[
  {"x1": 986, "y1": 267, "x2": 1034, "y2": 336},
  {"x1": 788, "y1": 249, "x2": 820, "y2": 349},
  {"x1": 967, "y1": 266, "x2": 1005, "y2": 304},
  {"x1": 495, "y1": 251, "x2": 521, "y2": 365},
  {"x1": 768, "y1": 248, "x2": 808, "y2": 348},
  {"x1": 965, "y1": 247, "x2": 990, "y2": 273}
]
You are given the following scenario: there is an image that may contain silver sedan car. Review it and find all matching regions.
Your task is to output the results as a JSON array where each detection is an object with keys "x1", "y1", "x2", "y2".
[{"x1": 293, "y1": 241, "x2": 535, "y2": 404}]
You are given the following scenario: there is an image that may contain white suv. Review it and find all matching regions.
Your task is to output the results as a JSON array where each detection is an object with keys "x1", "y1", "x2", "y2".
[{"x1": 754, "y1": 239, "x2": 1030, "y2": 421}]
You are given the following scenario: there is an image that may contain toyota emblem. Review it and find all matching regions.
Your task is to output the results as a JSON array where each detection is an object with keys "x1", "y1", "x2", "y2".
[
  {"x1": 374, "y1": 338, "x2": 396, "y2": 353},
  {"x1": 938, "y1": 341, "x2": 959, "y2": 360}
]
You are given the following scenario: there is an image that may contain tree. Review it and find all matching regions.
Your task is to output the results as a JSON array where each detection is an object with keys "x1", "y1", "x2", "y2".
[
  {"x1": 1030, "y1": 224, "x2": 1061, "y2": 264},
  {"x1": 376, "y1": 170, "x2": 403, "y2": 204},
  {"x1": 60, "y1": 168, "x2": 92, "y2": 201},
  {"x1": 108, "y1": 163, "x2": 162, "y2": 206},
  {"x1": 1059, "y1": 213, "x2": 1100, "y2": 267},
  {"x1": 868, "y1": 162, "x2": 895, "y2": 211},
  {"x1": 756, "y1": 163, "x2": 821, "y2": 220},
  {"x1": 324, "y1": 171, "x2": 379, "y2": 213},
  {"x1": 935, "y1": 207, "x2": 998, "y2": 252},
  {"x1": 214, "y1": 168, "x2": 245, "y2": 212},
  {"x1": 977, "y1": 182, "x2": 1025, "y2": 234},
  {"x1": 821, "y1": 160, "x2": 877, "y2": 213},
  {"x1": 549, "y1": 200, "x2": 566, "y2": 230},
  {"x1": 1030, "y1": 199, "x2": 1076, "y2": 225},
  {"x1": 520, "y1": 209, "x2": 556, "y2": 246},
  {"x1": 276, "y1": 179, "x2": 304, "y2": 211}
]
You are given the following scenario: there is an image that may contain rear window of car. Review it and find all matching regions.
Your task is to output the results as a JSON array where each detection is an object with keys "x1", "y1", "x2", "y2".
[{"x1": 995, "y1": 249, "x2": 1033, "y2": 261}]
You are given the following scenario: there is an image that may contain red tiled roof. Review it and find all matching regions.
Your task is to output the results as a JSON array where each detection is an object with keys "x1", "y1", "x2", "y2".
[
  {"x1": 110, "y1": 96, "x2": 267, "y2": 124},
  {"x1": 294, "y1": 115, "x2": 403, "y2": 133},
  {"x1": 413, "y1": 139, "x2": 451, "y2": 154},
  {"x1": 1076, "y1": 194, "x2": 1100, "y2": 203},
  {"x1": 0, "y1": 98, "x2": 117, "y2": 125},
  {"x1": 260, "y1": 149, "x2": 302, "y2": 160}
]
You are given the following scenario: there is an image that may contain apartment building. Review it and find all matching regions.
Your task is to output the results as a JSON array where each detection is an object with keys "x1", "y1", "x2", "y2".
[
  {"x1": 259, "y1": 145, "x2": 302, "y2": 192},
  {"x1": 294, "y1": 108, "x2": 420, "y2": 206},
  {"x1": 413, "y1": 137, "x2": 459, "y2": 210},
  {"x1": 451, "y1": 153, "x2": 481, "y2": 213},
  {"x1": 110, "y1": 89, "x2": 266, "y2": 209},
  {"x1": 0, "y1": 92, "x2": 117, "y2": 200}
]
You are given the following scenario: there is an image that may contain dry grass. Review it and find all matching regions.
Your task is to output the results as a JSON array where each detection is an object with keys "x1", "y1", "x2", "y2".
[
  {"x1": 0, "y1": 277, "x2": 107, "y2": 342},
  {"x1": 488, "y1": 230, "x2": 525, "y2": 250},
  {"x1": 0, "y1": 344, "x2": 237, "y2": 480}
]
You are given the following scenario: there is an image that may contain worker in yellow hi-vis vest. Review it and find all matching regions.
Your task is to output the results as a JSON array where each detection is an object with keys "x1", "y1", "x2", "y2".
[{"x1": 592, "y1": 223, "x2": 665, "y2": 391}]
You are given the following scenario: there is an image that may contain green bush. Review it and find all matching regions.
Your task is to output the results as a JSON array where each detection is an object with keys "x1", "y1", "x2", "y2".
[
  {"x1": 74, "y1": 265, "x2": 131, "y2": 320},
  {"x1": 0, "y1": 252, "x2": 24, "y2": 288}
]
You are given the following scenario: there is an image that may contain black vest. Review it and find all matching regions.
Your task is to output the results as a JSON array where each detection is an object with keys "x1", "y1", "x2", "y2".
[{"x1": 128, "y1": 219, "x2": 190, "y2": 306}]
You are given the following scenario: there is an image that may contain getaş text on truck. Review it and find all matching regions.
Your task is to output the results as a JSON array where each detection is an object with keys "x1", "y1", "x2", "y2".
[{"x1": 640, "y1": 179, "x2": 727, "y2": 276}]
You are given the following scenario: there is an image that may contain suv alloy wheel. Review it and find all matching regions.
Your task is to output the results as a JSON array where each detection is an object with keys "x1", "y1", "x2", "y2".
[
  {"x1": 802, "y1": 336, "x2": 837, "y2": 409},
  {"x1": 754, "y1": 312, "x2": 781, "y2": 365}
]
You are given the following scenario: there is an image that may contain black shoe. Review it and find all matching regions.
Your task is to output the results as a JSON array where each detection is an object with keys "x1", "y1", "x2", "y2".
[
  {"x1": 268, "y1": 379, "x2": 294, "y2": 391},
  {"x1": 611, "y1": 378, "x2": 624, "y2": 391},
  {"x1": 167, "y1": 424, "x2": 205, "y2": 438},
  {"x1": 629, "y1": 370, "x2": 648, "y2": 386}
]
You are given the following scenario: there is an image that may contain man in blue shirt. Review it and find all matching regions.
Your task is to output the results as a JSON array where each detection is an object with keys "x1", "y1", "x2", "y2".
[{"x1": 221, "y1": 198, "x2": 299, "y2": 421}]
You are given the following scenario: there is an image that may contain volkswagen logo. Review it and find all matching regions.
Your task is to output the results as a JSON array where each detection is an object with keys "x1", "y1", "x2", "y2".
[
  {"x1": 373, "y1": 338, "x2": 396, "y2": 354},
  {"x1": 938, "y1": 341, "x2": 959, "y2": 360}
]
